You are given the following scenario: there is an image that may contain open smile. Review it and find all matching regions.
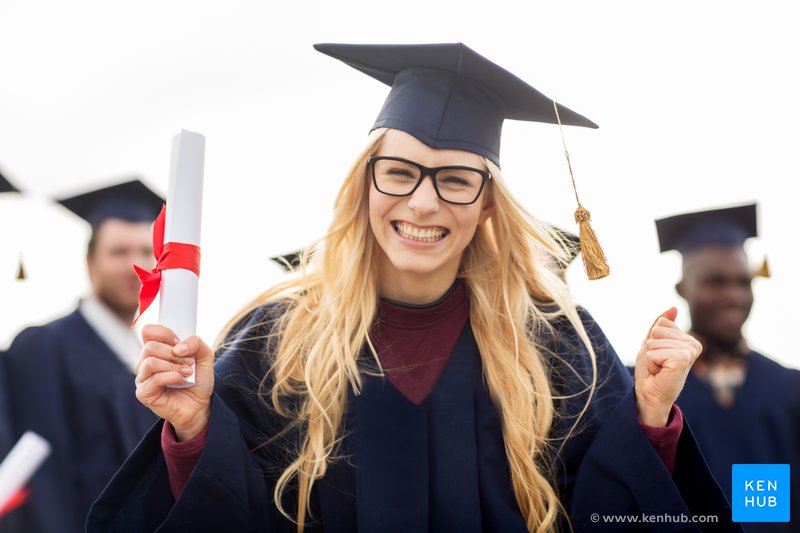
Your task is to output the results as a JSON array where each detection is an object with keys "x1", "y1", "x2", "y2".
[{"x1": 391, "y1": 220, "x2": 450, "y2": 243}]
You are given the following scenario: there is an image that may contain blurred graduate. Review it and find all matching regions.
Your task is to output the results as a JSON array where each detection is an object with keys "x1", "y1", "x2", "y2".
[
  {"x1": 2, "y1": 179, "x2": 161, "y2": 533},
  {"x1": 657, "y1": 204, "x2": 800, "y2": 532},
  {"x1": 0, "y1": 172, "x2": 25, "y2": 533},
  {"x1": 0, "y1": 171, "x2": 19, "y2": 457},
  {"x1": 89, "y1": 43, "x2": 740, "y2": 531}
]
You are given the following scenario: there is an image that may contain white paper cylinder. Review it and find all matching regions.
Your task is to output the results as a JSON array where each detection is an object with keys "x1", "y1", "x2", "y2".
[
  {"x1": 161, "y1": 129, "x2": 205, "y2": 388},
  {"x1": 0, "y1": 431, "x2": 51, "y2": 509}
]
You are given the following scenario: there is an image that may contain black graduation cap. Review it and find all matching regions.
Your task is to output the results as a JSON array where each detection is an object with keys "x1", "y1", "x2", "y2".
[
  {"x1": 1, "y1": 171, "x2": 19, "y2": 193},
  {"x1": 546, "y1": 225, "x2": 581, "y2": 281},
  {"x1": 550, "y1": 225, "x2": 581, "y2": 264},
  {"x1": 56, "y1": 178, "x2": 164, "y2": 229},
  {"x1": 314, "y1": 43, "x2": 598, "y2": 165},
  {"x1": 1, "y1": 170, "x2": 26, "y2": 279},
  {"x1": 270, "y1": 249, "x2": 304, "y2": 272},
  {"x1": 655, "y1": 203, "x2": 758, "y2": 255}
]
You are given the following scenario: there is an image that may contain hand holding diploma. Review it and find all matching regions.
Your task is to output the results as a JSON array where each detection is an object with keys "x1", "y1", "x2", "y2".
[
  {"x1": 0, "y1": 431, "x2": 51, "y2": 518},
  {"x1": 135, "y1": 325, "x2": 215, "y2": 441},
  {"x1": 134, "y1": 130, "x2": 205, "y2": 387}
]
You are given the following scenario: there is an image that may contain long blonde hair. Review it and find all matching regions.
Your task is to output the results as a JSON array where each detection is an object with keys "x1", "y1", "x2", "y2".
[{"x1": 219, "y1": 128, "x2": 598, "y2": 532}]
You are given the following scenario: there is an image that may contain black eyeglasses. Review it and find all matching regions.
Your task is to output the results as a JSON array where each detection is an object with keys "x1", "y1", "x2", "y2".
[{"x1": 367, "y1": 156, "x2": 491, "y2": 205}]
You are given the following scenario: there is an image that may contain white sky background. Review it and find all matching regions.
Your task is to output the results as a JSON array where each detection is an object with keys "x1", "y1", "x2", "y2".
[{"x1": 0, "y1": 0, "x2": 797, "y2": 369}]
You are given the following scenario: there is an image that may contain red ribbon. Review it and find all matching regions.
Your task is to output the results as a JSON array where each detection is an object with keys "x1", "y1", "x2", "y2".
[
  {"x1": 132, "y1": 205, "x2": 201, "y2": 326},
  {"x1": 0, "y1": 487, "x2": 29, "y2": 518}
]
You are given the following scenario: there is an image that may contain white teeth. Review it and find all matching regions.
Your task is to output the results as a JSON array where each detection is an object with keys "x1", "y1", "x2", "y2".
[{"x1": 394, "y1": 222, "x2": 447, "y2": 242}]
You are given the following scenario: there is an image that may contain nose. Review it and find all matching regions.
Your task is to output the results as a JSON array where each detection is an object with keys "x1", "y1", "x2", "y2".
[
  {"x1": 723, "y1": 281, "x2": 753, "y2": 306},
  {"x1": 407, "y1": 174, "x2": 440, "y2": 215}
]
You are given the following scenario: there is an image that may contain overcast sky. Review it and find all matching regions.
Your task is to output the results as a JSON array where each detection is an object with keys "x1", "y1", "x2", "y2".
[{"x1": 1, "y1": 0, "x2": 797, "y2": 369}]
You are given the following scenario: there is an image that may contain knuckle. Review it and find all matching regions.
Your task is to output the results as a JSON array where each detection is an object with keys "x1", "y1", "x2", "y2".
[
  {"x1": 142, "y1": 340, "x2": 162, "y2": 354},
  {"x1": 135, "y1": 387, "x2": 147, "y2": 403},
  {"x1": 141, "y1": 324, "x2": 161, "y2": 339}
]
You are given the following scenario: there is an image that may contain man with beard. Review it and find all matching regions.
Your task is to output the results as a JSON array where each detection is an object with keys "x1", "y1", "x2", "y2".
[
  {"x1": 2, "y1": 179, "x2": 161, "y2": 533},
  {"x1": 656, "y1": 203, "x2": 799, "y2": 532}
]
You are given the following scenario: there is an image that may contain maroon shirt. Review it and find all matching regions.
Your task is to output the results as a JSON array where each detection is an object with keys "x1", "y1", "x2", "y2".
[{"x1": 162, "y1": 282, "x2": 682, "y2": 498}]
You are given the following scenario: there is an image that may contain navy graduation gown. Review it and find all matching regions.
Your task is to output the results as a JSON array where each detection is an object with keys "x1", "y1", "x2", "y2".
[
  {"x1": 0, "y1": 352, "x2": 25, "y2": 533},
  {"x1": 0, "y1": 351, "x2": 13, "y2": 457},
  {"x1": 677, "y1": 353, "x2": 800, "y2": 532},
  {"x1": 3, "y1": 309, "x2": 157, "y2": 533},
  {"x1": 89, "y1": 305, "x2": 740, "y2": 532}
]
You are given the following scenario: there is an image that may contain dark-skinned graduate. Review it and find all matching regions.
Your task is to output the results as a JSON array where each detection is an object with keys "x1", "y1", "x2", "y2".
[{"x1": 657, "y1": 203, "x2": 800, "y2": 532}]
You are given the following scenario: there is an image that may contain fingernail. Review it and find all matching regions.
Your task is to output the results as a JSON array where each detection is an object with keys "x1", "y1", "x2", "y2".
[
  {"x1": 184, "y1": 358, "x2": 195, "y2": 366},
  {"x1": 180, "y1": 366, "x2": 193, "y2": 376},
  {"x1": 175, "y1": 343, "x2": 188, "y2": 355}
]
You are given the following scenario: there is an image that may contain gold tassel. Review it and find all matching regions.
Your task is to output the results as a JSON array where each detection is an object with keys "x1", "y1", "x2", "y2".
[
  {"x1": 754, "y1": 256, "x2": 770, "y2": 278},
  {"x1": 574, "y1": 205, "x2": 610, "y2": 280},
  {"x1": 553, "y1": 100, "x2": 610, "y2": 280},
  {"x1": 16, "y1": 254, "x2": 26, "y2": 281}
]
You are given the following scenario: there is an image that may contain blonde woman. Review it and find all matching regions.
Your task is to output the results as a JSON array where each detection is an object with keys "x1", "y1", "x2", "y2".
[{"x1": 88, "y1": 44, "x2": 738, "y2": 532}]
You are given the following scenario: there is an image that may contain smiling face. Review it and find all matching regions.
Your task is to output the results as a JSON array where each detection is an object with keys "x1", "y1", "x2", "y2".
[
  {"x1": 677, "y1": 246, "x2": 753, "y2": 348},
  {"x1": 368, "y1": 129, "x2": 494, "y2": 302}
]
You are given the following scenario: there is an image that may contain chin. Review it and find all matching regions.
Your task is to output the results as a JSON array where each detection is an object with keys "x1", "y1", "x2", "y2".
[{"x1": 386, "y1": 252, "x2": 447, "y2": 275}]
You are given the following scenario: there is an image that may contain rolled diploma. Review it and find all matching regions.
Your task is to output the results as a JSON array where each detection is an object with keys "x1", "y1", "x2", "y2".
[
  {"x1": 162, "y1": 129, "x2": 205, "y2": 388},
  {"x1": 0, "y1": 431, "x2": 51, "y2": 509}
]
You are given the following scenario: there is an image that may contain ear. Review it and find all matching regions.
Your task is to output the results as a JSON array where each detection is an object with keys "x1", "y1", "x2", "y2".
[
  {"x1": 478, "y1": 185, "x2": 495, "y2": 225},
  {"x1": 675, "y1": 279, "x2": 686, "y2": 299}
]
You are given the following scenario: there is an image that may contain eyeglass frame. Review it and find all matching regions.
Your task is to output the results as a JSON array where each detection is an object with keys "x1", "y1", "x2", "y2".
[{"x1": 367, "y1": 155, "x2": 492, "y2": 205}]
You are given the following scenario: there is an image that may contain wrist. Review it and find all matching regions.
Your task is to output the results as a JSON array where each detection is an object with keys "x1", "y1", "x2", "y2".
[
  {"x1": 636, "y1": 399, "x2": 671, "y2": 428},
  {"x1": 173, "y1": 408, "x2": 211, "y2": 442}
]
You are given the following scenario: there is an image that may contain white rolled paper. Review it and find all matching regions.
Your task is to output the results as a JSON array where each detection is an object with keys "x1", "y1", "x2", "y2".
[
  {"x1": 161, "y1": 129, "x2": 205, "y2": 388},
  {"x1": 0, "y1": 431, "x2": 51, "y2": 509}
]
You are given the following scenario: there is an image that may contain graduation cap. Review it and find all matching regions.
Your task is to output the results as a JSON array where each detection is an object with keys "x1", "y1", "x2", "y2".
[
  {"x1": 270, "y1": 249, "x2": 304, "y2": 272},
  {"x1": 550, "y1": 225, "x2": 581, "y2": 261},
  {"x1": 315, "y1": 42, "x2": 609, "y2": 279},
  {"x1": 314, "y1": 42, "x2": 597, "y2": 166},
  {"x1": 0, "y1": 170, "x2": 26, "y2": 280},
  {"x1": 0, "y1": 171, "x2": 18, "y2": 193},
  {"x1": 547, "y1": 225, "x2": 581, "y2": 280},
  {"x1": 56, "y1": 178, "x2": 164, "y2": 229},
  {"x1": 655, "y1": 204, "x2": 758, "y2": 255}
]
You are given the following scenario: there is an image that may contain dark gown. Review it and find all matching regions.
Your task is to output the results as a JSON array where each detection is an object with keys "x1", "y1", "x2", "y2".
[
  {"x1": 2, "y1": 309, "x2": 157, "y2": 533},
  {"x1": 676, "y1": 352, "x2": 800, "y2": 533},
  {"x1": 1, "y1": 351, "x2": 25, "y2": 533},
  {"x1": 0, "y1": 351, "x2": 13, "y2": 459},
  {"x1": 88, "y1": 303, "x2": 740, "y2": 532}
]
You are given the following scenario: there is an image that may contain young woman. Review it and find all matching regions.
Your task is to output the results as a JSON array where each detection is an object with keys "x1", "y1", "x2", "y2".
[{"x1": 88, "y1": 43, "x2": 738, "y2": 532}]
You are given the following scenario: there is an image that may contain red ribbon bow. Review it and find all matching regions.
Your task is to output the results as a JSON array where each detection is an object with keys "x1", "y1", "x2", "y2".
[
  {"x1": 132, "y1": 205, "x2": 201, "y2": 326},
  {"x1": 0, "y1": 487, "x2": 29, "y2": 518}
]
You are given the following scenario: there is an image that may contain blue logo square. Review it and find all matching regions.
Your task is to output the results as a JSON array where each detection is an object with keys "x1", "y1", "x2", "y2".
[{"x1": 732, "y1": 464, "x2": 790, "y2": 522}]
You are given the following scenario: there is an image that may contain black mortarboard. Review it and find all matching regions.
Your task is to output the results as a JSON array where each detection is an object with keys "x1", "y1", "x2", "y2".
[
  {"x1": 550, "y1": 225, "x2": 581, "y2": 264},
  {"x1": 0, "y1": 170, "x2": 25, "y2": 279},
  {"x1": 655, "y1": 204, "x2": 758, "y2": 255},
  {"x1": 547, "y1": 225, "x2": 581, "y2": 282},
  {"x1": 1, "y1": 171, "x2": 18, "y2": 193},
  {"x1": 56, "y1": 179, "x2": 164, "y2": 229},
  {"x1": 270, "y1": 250, "x2": 304, "y2": 272},
  {"x1": 314, "y1": 43, "x2": 597, "y2": 165}
]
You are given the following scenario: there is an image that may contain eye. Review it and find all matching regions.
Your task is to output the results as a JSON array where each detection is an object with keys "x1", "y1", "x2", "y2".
[
  {"x1": 386, "y1": 167, "x2": 417, "y2": 179},
  {"x1": 440, "y1": 175, "x2": 470, "y2": 186},
  {"x1": 436, "y1": 168, "x2": 481, "y2": 189}
]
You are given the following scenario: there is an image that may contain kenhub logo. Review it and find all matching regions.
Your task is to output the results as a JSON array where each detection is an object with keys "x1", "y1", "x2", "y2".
[{"x1": 732, "y1": 464, "x2": 790, "y2": 523}]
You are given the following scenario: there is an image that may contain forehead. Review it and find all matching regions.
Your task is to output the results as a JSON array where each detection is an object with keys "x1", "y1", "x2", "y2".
[
  {"x1": 682, "y1": 246, "x2": 750, "y2": 277},
  {"x1": 376, "y1": 129, "x2": 486, "y2": 169},
  {"x1": 93, "y1": 218, "x2": 152, "y2": 247}
]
